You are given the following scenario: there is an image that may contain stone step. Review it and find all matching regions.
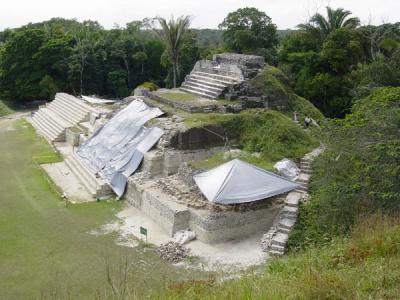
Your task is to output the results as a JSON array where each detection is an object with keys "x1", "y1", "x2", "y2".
[
  {"x1": 278, "y1": 218, "x2": 296, "y2": 230},
  {"x1": 295, "y1": 187, "x2": 308, "y2": 194},
  {"x1": 41, "y1": 107, "x2": 72, "y2": 128},
  {"x1": 186, "y1": 76, "x2": 226, "y2": 89},
  {"x1": 31, "y1": 118, "x2": 56, "y2": 142},
  {"x1": 52, "y1": 96, "x2": 90, "y2": 123},
  {"x1": 193, "y1": 71, "x2": 241, "y2": 83},
  {"x1": 301, "y1": 157, "x2": 313, "y2": 164},
  {"x1": 269, "y1": 249, "x2": 285, "y2": 256},
  {"x1": 271, "y1": 232, "x2": 289, "y2": 247},
  {"x1": 301, "y1": 166, "x2": 312, "y2": 171},
  {"x1": 181, "y1": 83, "x2": 220, "y2": 97},
  {"x1": 189, "y1": 73, "x2": 235, "y2": 86},
  {"x1": 49, "y1": 100, "x2": 84, "y2": 125},
  {"x1": 33, "y1": 111, "x2": 61, "y2": 137},
  {"x1": 56, "y1": 93, "x2": 93, "y2": 112},
  {"x1": 301, "y1": 169, "x2": 312, "y2": 175},
  {"x1": 281, "y1": 206, "x2": 299, "y2": 219},
  {"x1": 33, "y1": 112, "x2": 63, "y2": 142},
  {"x1": 285, "y1": 191, "x2": 302, "y2": 207},
  {"x1": 277, "y1": 227, "x2": 290, "y2": 234},
  {"x1": 55, "y1": 93, "x2": 92, "y2": 115},
  {"x1": 270, "y1": 244, "x2": 285, "y2": 252},
  {"x1": 296, "y1": 176, "x2": 310, "y2": 185},
  {"x1": 56, "y1": 96, "x2": 91, "y2": 117},
  {"x1": 179, "y1": 87, "x2": 216, "y2": 100},
  {"x1": 183, "y1": 79, "x2": 224, "y2": 93},
  {"x1": 65, "y1": 155, "x2": 98, "y2": 198}
]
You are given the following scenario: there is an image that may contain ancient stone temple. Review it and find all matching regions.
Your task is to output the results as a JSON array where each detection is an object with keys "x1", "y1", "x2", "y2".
[{"x1": 180, "y1": 53, "x2": 265, "y2": 99}]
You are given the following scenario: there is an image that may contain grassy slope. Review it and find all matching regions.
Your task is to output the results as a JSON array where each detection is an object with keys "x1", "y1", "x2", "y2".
[
  {"x1": 188, "y1": 109, "x2": 319, "y2": 170},
  {"x1": 0, "y1": 99, "x2": 14, "y2": 116},
  {"x1": 247, "y1": 66, "x2": 324, "y2": 123},
  {"x1": 0, "y1": 119, "x2": 202, "y2": 299},
  {"x1": 159, "y1": 216, "x2": 400, "y2": 299}
]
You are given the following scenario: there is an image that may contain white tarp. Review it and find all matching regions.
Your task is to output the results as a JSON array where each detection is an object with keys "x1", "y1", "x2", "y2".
[
  {"x1": 82, "y1": 95, "x2": 116, "y2": 104},
  {"x1": 274, "y1": 158, "x2": 300, "y2": 181},
  {"x1": 76, "y1": 99, "x2": 164, "y2": 197},
  {"x1": 193, "y1": 159, "x2": 299, "y2": 205}
]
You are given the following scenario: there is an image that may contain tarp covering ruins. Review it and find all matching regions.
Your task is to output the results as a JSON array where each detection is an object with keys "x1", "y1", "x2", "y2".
[
  {"x1": 77, "y1": 99, "x2": 164, "y2": 197},
  {"x1": 193, "y1": 159, "x2": 299, "y2": 205},
  {"x1": 82, "y1": 95, "x2": 116, "y2": 104}
]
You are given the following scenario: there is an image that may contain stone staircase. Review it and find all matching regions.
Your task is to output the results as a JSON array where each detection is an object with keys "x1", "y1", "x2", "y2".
[
  {"x1": 31, "y1": 93, "x2": 93, "y2": 143},
  {"x1": 64, "y1": 150, "x2": 113, "y2": 199},
  {"x1": 180, "y1": 71, "x2": 242, "y2": 99},
  {"x1": 262, "y1": 146, "x2": 325, "y2": 256}
]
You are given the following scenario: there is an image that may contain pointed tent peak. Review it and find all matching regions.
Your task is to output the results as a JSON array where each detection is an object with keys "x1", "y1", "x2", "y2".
[{"x1": 193, "y1": 159, "x2": 299, "y2": 205}]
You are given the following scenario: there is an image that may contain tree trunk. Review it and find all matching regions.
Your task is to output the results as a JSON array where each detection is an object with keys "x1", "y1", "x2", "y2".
[
  {"x1": 172, "y1": 61, "x2": 177, "y2": 88},
  {"x1": 80, "y1": 68, "x2": 83, "y2": 96}
]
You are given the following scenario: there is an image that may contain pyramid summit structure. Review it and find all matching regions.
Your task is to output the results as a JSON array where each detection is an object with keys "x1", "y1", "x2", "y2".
[{"x1": 193, "y1": 159, "x2": 299, "y2": 205}]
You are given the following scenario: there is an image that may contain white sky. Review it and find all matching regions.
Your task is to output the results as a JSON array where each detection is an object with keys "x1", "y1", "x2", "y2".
[{"x1": 0, "y1": 0, "x2": 398, "y2": 31}]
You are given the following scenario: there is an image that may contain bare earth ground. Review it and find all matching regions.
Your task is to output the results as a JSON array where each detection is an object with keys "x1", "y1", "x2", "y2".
[{"x1": 94, "y1": 204, "x2": 269, "y2": 273}]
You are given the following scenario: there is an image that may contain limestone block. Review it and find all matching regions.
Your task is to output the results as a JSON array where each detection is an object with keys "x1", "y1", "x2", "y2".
[
  {"x1": 134, "y1": 87, "x2": 150, "y2": 97},
  {"x1": 66, "y1": 127, "x2": 83, "y2": 147},
  {"x1": 142, "y1": 150, "x2": 165, "y2": 178}
]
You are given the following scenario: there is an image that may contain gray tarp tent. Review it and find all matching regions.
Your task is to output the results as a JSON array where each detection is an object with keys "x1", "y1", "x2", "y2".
[
  {"x1": 76, "y1": 99, "x2": 164, "y2": 197},
  {"x1": 193, "y1": 159, "x2": 299, "y2": 204}
]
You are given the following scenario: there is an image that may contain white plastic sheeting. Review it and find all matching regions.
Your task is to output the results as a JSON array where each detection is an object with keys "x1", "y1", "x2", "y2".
[
  {"x1": 82, "y1": 95, "x2": 116, "y2": 104},
  {"x1": 193, "y1": 159, "x2": 299, "y2": 205},
  {"x1": 274, "y1": 158, "x2": 300, "y2": 181},
  {"x1": 76, "y1": 99, "x2": 164, "y2": 197}
]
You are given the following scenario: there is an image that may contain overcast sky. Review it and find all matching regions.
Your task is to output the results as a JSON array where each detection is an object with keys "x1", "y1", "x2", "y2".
[{"x1": 1, "y1": 0, "x2": 398, "y2": 31}]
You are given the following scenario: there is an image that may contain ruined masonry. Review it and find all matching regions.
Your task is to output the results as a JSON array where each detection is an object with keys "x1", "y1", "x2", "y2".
[
  {"x1": 261, "y1": 146, "x2": 324, "y2": 256},
  {"x1": 29, "y1": 53, "x2": 315, "y2": 249},
  {"x1": 181, "y1": 53, "x2": 265, "y2": 99},
  {"x1": 31, "y1": 93, "x2": 93, "y2": 143}
]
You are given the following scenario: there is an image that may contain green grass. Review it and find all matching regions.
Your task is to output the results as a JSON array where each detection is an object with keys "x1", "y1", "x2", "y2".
[
  {"x1": 187, "y1": 109, "x2": 319, "y2": 170},
  {"x1": 0, "y1": 99, "x2": 14, "y2": 116},
  {"x1": 157, "y1": 91, "x2": 199, "y2": 102},
  {"x1": 192, "y1": 151, "x2": 274, "y2": 171},
  {"x1": 158, "y1": 215, "x2": 400, "y2": 299},
  {"x1": 0, "y1": 118, "x2": 204, "y2": 299}
]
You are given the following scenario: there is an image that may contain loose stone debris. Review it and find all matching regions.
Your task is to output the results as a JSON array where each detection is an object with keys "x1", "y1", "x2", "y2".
[{"x1": 156, "y1": 241, "x2": 190, "y2": 263}]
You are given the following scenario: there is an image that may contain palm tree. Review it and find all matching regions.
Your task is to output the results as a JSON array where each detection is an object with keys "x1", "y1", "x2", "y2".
[
  {"x1": 298, "y1": 7, "x2": 360, "y2": 36},
  {"x1": 156, "y1": 16, "x2": 191, "y2": 88}
]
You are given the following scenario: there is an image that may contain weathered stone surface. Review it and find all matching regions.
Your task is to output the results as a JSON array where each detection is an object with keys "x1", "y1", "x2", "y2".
[{"x1": 180, "y1": 53, "x2": 264, "y2": 100}]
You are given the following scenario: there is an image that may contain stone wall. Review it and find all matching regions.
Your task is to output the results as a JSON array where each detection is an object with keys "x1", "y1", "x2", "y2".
[
  {"x1": 189, "y1": 202, "x2": 282, "y2": 243},
  {"x1": 124, "y1": 177, "x2": 284, "y2": 242}
]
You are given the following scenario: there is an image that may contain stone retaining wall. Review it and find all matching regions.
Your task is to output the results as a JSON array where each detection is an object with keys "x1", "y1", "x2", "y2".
[{"x1": 124, "y1": 176, "x2": 285, "y2": 243}]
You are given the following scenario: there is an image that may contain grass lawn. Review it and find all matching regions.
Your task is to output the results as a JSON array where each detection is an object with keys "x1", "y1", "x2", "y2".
[{"x1": 0, "y1": 118, "x2": 201, "y2": 299}]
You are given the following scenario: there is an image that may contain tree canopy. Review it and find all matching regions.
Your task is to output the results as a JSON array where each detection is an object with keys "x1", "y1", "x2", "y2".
[{"x1": 219, "y1": 7, "x2": 278, "y2": 62}]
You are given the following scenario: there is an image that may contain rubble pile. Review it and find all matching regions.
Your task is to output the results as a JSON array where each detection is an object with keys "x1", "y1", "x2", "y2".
[{"x1": 156, "y1": 241, "x2": 190, "y2": 263}]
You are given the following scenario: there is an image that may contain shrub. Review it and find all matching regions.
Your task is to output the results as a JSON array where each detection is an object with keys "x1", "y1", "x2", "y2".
[
  {"x1": 288, "y1": 87, "x2": 400, "y2": 250},
  {"x1": 133, "y1": 82, "x2": 160, "y2": 94}
]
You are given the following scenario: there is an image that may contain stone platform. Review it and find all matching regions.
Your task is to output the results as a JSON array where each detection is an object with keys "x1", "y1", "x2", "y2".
[{"x1": 124, "y1": 172, "x2": 285, "y2": 244}]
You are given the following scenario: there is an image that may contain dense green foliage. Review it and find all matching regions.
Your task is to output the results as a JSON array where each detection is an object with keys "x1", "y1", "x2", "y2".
[
  {"x1": 289, "y1": 87, "x2": 400, "y2": 249},
  {"x1": 298, "y1": 6, "x2": 360, "y2": 36},
  {"x1": 160, "y1": 216, "x2": 400, "y2": 299},
  {"x1": 280, "y1": 8, "x2": 400, "y2": 117},
  {"x1": 219, "y1": 7, "x2": 278, "y2": 63}
]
